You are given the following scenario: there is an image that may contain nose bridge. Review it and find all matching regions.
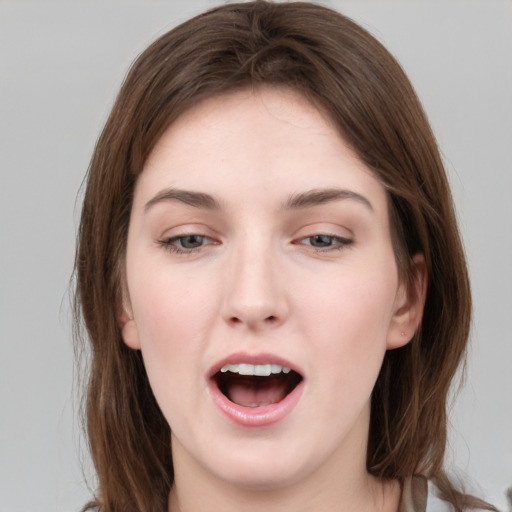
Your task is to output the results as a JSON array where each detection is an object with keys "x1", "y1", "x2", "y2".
[{"x1": 223, "y1": 230, "x2": 286, "y2": 329}]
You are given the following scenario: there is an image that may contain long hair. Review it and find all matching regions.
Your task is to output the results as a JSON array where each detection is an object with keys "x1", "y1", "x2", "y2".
[{"x1": 74, "y1": 2, "x2": 493, "y2": 511}]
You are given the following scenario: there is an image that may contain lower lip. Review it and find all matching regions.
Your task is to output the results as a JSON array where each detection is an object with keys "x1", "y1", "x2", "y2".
[{"x1": 208, "y1": 379, "x2": 304, "y2": 427}]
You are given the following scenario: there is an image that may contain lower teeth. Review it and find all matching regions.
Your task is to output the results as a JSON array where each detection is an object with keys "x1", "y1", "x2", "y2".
[{"x1": 245, "y1": 402, "x2": 273, "y2": 408}]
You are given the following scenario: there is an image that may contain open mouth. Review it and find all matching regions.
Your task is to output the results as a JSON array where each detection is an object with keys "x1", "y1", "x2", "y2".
[{"x1": 213, "y1": 363, "x2": 303, "y2": 408}]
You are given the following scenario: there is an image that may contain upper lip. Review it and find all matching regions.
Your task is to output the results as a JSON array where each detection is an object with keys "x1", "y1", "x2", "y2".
[{"x1": 208, "y1": 351, "x2": 304, "y2": 379}]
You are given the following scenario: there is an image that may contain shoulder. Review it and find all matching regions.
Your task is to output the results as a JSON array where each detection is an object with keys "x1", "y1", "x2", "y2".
[
  {"x1": 401, "y1": 476, "x2": 493, "y2": 512},
  {"x1": 426, "y1": 481, "x2": 496, "y2": 512}
]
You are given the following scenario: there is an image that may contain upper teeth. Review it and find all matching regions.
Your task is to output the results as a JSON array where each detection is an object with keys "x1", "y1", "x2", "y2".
[{"x1": 220, "y1": 363, "x2": 291, "y2": 376}]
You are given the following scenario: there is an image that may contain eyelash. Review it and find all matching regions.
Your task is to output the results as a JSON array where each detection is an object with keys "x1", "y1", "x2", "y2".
[
  {"x1": 157, "y1": 233, "x2": 353, "y2": 255},
  {"x1": 297, "y1": 234, "x2": 353, "y2": 252},
  {"x1": 157, "y1": 234, "x2": 214, "y2": 255}
]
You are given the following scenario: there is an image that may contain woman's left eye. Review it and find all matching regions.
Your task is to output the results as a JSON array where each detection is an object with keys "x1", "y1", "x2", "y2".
[
  {"x1": 158, "y1": 234, "x2": 214, "y2": 254},
  {"x1": 298, "y1": 234, "x2": 353, "y2": 250}
]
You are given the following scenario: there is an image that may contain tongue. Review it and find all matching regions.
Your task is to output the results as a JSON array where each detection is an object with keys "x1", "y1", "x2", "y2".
[{"x1": 226, "y1": 375, "x2": 289, "y2": 407}]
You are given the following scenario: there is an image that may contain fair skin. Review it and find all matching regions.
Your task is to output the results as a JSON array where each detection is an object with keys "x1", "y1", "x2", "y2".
[{"x1": 120, "y1": 87, "x2": 425, "y2": 512}]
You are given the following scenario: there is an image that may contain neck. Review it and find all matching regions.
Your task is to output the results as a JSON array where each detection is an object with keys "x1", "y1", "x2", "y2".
[{"x1": 169, "y1": 465, "x2": 400, "y2": 512}]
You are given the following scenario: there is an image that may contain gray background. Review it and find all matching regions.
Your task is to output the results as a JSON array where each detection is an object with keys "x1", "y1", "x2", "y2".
[{"x1": 0, "y1": 1, "x2": 511, "y2": 511}]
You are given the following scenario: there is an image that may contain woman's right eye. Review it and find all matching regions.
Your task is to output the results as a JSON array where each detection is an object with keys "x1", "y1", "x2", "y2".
[{"x1": 158, "y1": 234, "x2": 215, "y2": 254}]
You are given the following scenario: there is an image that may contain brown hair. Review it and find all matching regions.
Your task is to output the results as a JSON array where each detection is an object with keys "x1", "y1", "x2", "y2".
[{"x1": 74, "y1": 2, "x2": 495, "y2": 511}]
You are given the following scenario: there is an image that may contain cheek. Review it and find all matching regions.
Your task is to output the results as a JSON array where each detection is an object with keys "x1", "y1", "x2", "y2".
[
  {"x1": 302, "y1": 267, "x2": 396, "y2": 333},
  {"x1": 297, "y1": 274, "x2": 395, "y2": 437},
  {"x1": 127, "y1": 267, "x2": 217, "y2": 389},
  {"x1": 127, "y1": 272, "x2": 217, "y2": 427},
  {"x1": 130, "y1": 263, "x2": 217, "y2": 345},
  {"x1": 295, "y1": 260, "x2": 398, "y2": 382}
]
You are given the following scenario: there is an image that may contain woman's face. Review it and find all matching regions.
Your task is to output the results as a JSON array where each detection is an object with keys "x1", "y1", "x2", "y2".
[{"x1": 121, "y1": 88, "x2": 418, "y2": 491}]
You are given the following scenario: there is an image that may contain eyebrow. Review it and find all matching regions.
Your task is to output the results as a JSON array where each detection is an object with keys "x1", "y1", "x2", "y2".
[
  {"x1": 283, "y1": 188, "x2": 374, "y2": 212},
  {"x1": 144, "y1": 187, "x2": 373, "y2": 213},
  {"x1": 144, "y1": 188, "x2": 222, "y2": 212}
]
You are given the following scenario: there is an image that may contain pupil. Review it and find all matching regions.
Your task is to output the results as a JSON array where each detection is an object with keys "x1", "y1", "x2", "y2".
[
  {"x1": 311, "y1": 235, "x2": 332, "y2": 247},
  {"x1": 182, "y1": 235, "x2": 203, "y2": 248}
]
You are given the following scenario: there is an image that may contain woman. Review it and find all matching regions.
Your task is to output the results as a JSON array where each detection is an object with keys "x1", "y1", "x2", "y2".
[{"x1": 74, "y1": 1, "x2": 497, "y2": 511}]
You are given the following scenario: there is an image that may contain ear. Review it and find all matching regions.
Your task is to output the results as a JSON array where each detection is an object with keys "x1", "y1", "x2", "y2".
[
  {"x1": 386, "y1": 253, "x2": 427, "y2": 350},
  {"x1": 117, "y1": 296, "x2": 141, "y2": 350}
]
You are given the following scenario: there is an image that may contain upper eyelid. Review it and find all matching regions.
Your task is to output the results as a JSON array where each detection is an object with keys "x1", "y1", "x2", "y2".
[
  {"x1": 159, "y1": 231, "x2": 352, "y2": 241},
  {"x1": 158, "y1": 224, "x2": 219, "y2": 238},
  {"x1": 157, "y1": 222, "x2": 354, "y2": 241},
  {"x1": 292, "y1": 227, "x2": 354, "y2": 241},
  {"x1": 290, "y1": 219, "x2": 354, "y2": 234}
]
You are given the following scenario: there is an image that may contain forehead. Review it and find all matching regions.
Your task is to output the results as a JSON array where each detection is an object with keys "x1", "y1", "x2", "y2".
[
  {"x1": 135, "y1": 87, "x2": 388, "y2": 218},
  {"x1": 146, "y1": 87, "x2": 341, "y2": 164}
]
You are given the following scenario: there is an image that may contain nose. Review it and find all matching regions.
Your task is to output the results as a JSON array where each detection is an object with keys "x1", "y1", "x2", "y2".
[{"x1": 221, "y1": 238, "x2": 289, "y2": 331}]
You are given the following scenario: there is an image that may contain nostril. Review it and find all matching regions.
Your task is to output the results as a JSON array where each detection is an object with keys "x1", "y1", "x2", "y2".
[{"x1": 227, "y1": 313, "x2": 279, "y2": 327}]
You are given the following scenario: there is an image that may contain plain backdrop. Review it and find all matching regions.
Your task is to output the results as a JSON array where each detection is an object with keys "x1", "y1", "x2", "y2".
[{"x1": 0, "y1": 1, "x2": 511, "y2": 511}]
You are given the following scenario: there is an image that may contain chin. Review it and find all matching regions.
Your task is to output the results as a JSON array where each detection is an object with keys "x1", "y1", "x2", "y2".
[
  {"x1": 215, "y1": 460, "x2": 305, "y2": 491},
  {"x1": 196, "y1": 435, "x2": 321, "y2": 491}
]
